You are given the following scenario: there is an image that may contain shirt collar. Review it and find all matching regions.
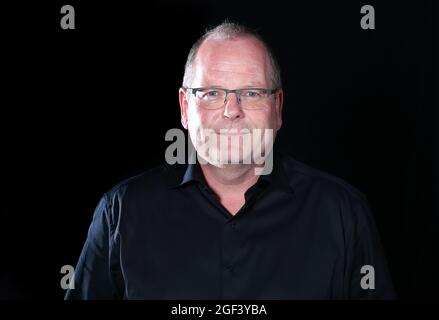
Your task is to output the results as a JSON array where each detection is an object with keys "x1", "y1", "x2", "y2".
[{"x1": 165, "y1": 152, "x2": 294, "y2": 194}]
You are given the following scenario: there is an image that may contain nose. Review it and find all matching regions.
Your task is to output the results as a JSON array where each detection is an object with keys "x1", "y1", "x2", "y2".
[{"x1": 223, "y1": 92, "x2": 244, "y2": 120}]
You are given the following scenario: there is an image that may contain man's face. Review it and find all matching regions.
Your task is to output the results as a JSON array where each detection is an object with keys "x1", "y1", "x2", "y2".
[{"x1": 179, "y1": 36, "x2": 283, "y2": 166}]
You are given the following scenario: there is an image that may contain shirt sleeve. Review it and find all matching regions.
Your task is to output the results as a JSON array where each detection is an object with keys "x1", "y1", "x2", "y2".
[
  {"x1": 343, "y1": 193, "x2": 397, "y2": 299},
  {"x1": 64, "y1": 194, "x2": 124, "y2": 299}
]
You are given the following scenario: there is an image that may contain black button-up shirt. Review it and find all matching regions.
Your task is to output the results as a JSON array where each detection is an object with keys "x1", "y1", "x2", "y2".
[{"x1": 65, "y1": 153, "x2": 395, "y2": 299}]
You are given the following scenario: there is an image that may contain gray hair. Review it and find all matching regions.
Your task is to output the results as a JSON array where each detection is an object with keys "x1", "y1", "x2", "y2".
[{"x1": 182, "y1": 21, "x2": 282, "y2": 89}]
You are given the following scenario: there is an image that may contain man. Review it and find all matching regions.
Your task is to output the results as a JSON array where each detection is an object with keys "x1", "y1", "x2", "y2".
[{"x1": 65, "y1": 22, "x2": 395, "y2": 299}]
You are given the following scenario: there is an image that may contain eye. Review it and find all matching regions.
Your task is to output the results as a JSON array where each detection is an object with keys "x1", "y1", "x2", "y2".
[
  {"x1": 244, "y1": 90, "x2": 262, "y2": 98},
  {"x1": 199, "y1": 90, "x2": 222, "y2": 100},
  {"x1": 206, "y1": 90, "x2": 219, "y2": 97}
]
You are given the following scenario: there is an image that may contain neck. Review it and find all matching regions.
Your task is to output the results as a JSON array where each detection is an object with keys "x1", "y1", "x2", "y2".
[{"x1": 199, "y1": 163, "x2": 261, "y2": 197}]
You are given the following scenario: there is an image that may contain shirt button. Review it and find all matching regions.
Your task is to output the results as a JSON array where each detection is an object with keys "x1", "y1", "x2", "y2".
[
  {"x1": 226, "y1": 265, "x2": 234, "y2": 273},
  {"x1": 231, "y1": 222, "x2": 237, "y2": 229}
]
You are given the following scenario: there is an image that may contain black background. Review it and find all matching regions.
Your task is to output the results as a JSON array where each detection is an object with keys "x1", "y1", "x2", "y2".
[{"x1": 1, "y1": 0, "x2": 437, "y2": 299}]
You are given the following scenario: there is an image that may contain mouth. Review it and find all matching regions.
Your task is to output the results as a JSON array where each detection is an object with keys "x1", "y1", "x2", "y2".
[{"x1": 214, "y1": 129, "x2": 252, "y2": 136}]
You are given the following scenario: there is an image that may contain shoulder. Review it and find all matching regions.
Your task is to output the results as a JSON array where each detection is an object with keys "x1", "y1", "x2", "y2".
[
  {"x1": 279, "y1": 153, "x2": 368, "y2": 204},
  {"x1": 278, "y1": 153, "x2": 377, "y2": 241},
  {"x1": 278, "y1": 153, "x2": 373, "y2": 228},
  {"x1": 94, "y1": 163, "x2": 185, "y2": 228},
  {"x1": 103, "y1": 163, "x2": 184, "y2": 202},
  {"x1": 96, "y1": 163, "x2": 182, "y2": 214}
]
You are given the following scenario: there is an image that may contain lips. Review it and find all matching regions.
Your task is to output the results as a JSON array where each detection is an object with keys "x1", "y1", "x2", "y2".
[{"x1": 214, "y1": 129, "x2": 252, "y2": 135}]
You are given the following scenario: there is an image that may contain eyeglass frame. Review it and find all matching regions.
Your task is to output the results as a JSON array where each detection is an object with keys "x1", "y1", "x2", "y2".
[{"x1": 182, "y1": 86, "x2": 280, "y2": 109}]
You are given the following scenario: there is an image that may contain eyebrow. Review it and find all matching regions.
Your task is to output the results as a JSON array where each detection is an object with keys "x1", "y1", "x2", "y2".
[{"x1": 197, "y1": 84, "x2": 268, "y2": 89}]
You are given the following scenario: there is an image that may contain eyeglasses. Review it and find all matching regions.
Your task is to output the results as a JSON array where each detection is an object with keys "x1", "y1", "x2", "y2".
[{"x1": 184, "y1": 87, "x2": 279, "y2": 110}]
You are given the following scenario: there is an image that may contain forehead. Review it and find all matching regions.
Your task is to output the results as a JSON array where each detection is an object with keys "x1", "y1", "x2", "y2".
[{"x1": 192, "y1": 36, "x2": 271, "y2": 86}]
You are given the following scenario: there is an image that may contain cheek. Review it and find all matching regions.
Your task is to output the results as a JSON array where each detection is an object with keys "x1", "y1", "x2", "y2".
[
  {"x1": 246, "y1": 109, "x2": 277, "y2": 128},
  {"x1": 187, "y1": 106, "x2": 218, "y2": 146},
  {"x1": 188, "y1": 106, "x2": 218, "y2": 129},
  {"x1": 187, "y1": 105, "x2": 200, "y2": 125}
]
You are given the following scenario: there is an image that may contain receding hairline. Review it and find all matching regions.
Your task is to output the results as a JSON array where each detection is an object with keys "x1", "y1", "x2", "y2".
[
  {"x1": 193, "y1": 35, "x2": 273, "y2": 76},
  {"x1": 182, "y1": 22, "x2": 282, "y2": 89}
]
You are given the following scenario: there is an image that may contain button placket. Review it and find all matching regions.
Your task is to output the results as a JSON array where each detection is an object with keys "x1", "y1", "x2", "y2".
[{"x1": 221, "y1": 218, "x2": 244, "y2": 298}]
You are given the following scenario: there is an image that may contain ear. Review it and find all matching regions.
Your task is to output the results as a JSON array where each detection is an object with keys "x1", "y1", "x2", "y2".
[
  {"x1": 275, "y1": 89, "x2": 283, "y2": 131},
  {"x1": 179, "y1": 88, "x2": 189, "y2": 129}
]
